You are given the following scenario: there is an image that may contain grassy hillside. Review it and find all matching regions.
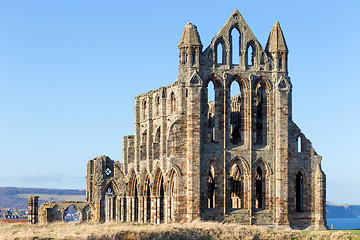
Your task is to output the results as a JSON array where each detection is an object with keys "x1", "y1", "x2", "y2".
[
  {"x1": 0, "y1": 187, "x2": 85, "y2": 209},
  {"x1": 0, "y1": 221, "x2": 359, "y2": 240}
]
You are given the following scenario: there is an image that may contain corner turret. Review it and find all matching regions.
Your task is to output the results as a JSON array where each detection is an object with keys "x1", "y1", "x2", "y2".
[
  {"x1": 265, "y1": 21, "x2": 288, "y2": 72},
  {"x1": 178, "y1": 23, "x2": 202, "y2": 71}
]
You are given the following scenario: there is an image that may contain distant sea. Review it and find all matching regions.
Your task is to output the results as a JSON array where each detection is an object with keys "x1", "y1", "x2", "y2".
[{"x1": 327, "y1": 218, "x2": 360, "y2": 230}]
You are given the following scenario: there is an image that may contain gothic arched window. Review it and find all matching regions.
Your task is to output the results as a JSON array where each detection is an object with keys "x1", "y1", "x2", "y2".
[
  {"x1": 296, "y1": 172, "x2": 304, "y2": 212},
  {"x1": 255, "y1": 166, "x2": 263, "y2": 209},
  {"x1": 247, "y1": 44, "x2": 255, "y2": 67},
  {"x1": 231, "y1": 27, "x2": 240, "y2": 65},
  {"x1": 208, "y1": 166, "x2": 215, "y2": 208}
]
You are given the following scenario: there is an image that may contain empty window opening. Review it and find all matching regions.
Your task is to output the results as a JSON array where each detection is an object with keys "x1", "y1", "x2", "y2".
[
  {"x1": 216, "y1": 42, "x2": 224, "y2": 64},
  {"x1": 142, "y1": 99, "x2": 147, "y2": 120},
  {"x1": 153, "y1": 127, "x2": 161, "y2": 160},
  {"x1": 146, "y1": 179, "x2": 151, "y2": 222},
  {"x1": 260, "y1": 52, "x2": 265, "y2": 65},
  {"x1": 230, "y1": 81, "x2": 242, "y2": 145},
  {"x1": 169, "y1": 176, "x2": 176, "y2": 220},
  {"x1": 185, "y1": 54, "x2": 188, "y2": 63},
  {"x1": 297, "y1": 136, "x2": 302, "y2": 153},
  {"x1": 231, "y1": 28, "x2": 240, "y2": 65},
  {"x1": 155, "y1": 95, "x2": 160, "y2": 116},
  {"x1": 170, "y1": 92, "x2": 176, "y2": 113},
  {"x1": 123, "y1": 194, "x2": 127, "y2": 221},
  {"x1": 192, "y1": 49, "x2": 196, "y2": 65},
  {"x1": 207, "y1": 166, "x2": 215, "y2": 208},
  {"x1": 141, "y1": 131, "x2": 147, "y2": 160},
  {"x1": 64, "y1": 206, "x2": 79, "y2": 222},
  {"x1": 255, "y1": 166, "x2": 263, "y2": 209},
  {"x1": 207, "y1": 81, "x2": 215, "y2": 142},
  {"x1": 208, "y1": 81, "x2": 215, "y2": 102},
  {"x1": 159, "y1": 177, "x2": 165, "y2": 223},
  {"x1": 278, "y1": 53, "x2": 282, "y2": 70},
  {"x1": 231, "y1": 166, "x2": 242, "y2": 208},
  {"x1": 134, "y1": 180, "x2": 139, "y2": 221},
  {"x1": 247, "y1": 45, "x2": 254, "y2": 66},
  {"x1": 296, "y1": 172, "x2": 304, "y2": 212},
  {"x1": 104, "y1": 185, "x2": 115, "y2": 222},
  {"x1": 254, "y1": 83, "x2": 265, "y2": 145}
]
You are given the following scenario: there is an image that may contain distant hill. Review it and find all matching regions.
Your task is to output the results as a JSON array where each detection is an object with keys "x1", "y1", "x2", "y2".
[
  {"x1": 327, "y1": 202, "x2": 360, "y2": 218},
  {"x1": 0, "y1": 187, "x2": 85, "y2": 209}
]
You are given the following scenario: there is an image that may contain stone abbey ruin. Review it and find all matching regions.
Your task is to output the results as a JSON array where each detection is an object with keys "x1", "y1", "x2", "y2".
[{"x1": 32, "y1": 10, "x2": 327, "y2": 229}]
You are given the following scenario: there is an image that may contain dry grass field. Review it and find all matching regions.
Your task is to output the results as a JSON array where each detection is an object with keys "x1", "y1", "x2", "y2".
[{"x1": 0, "y1": 221, "x2": 359, "y2": 240}]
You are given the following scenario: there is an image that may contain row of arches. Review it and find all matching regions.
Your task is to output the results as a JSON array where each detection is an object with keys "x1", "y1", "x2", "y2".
[
  {"x1": 140, "y1": 91, "x2": 178, "y2": 120},
  {"x1": 204, "y1": 160, "x2": 305, "y2": 213},
  {"x1": 103, "y1": 167, "x2": 179, "y2": 224},
  {"x1": 204, "y1": 74, "x2": 269, "y2": 146},
  {"x1": 139, "y1": 122, "x2": 182, "y2": 161},
  {"x1": 214, "y1": 25, "x2": 264, "y2": 68},
  {"x1": 43, "y1": 203, "x2": 92, "y2": 223}
]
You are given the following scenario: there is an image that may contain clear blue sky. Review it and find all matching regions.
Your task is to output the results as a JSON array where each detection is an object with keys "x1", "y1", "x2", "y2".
[{"x1": 0, "y1": 1, "x2": 359, "y2": 204}]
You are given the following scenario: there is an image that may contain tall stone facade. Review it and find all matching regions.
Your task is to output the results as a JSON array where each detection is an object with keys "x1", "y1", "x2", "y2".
[{"x1": 40, "y1": 10, "x2": 327, "y2": 229}]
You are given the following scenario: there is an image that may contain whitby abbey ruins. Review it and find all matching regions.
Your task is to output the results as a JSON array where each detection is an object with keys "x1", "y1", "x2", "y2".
[{"x1": 33, "y1": 10, "x2": 327, "y2": 229}]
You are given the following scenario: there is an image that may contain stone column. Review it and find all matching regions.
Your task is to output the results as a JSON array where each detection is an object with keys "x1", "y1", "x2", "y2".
[
  {"x1": 139, "y1": 196, "x2": 144, "y2": 223},
  {"x1": 127, "y1": 197, "x2": 131, "y2": 222},
  {"x1": 156, "y1": 197, "x2": 160, "y2": 224},
  {"x1": 105, "y1": 195, "x2": 111, "y2": 222},
  {"x1": 131, "y1": 197, "x2": 135, "y2": 222},
  {"x1": 186, "y1": 85, "x2": 201, "y2": 220},
  {"x1": 27, "y1": 196, "x2": 39, "y2": 224},
  {"x1": 144, "y1": 197, "x2": 148, "y2": 223},
  {"x1": 274, "y1": 76, "x2": 290, "y2": 226},
  {"x1": 151, "y1": 196, "x2": 156, "y2": 223},
  {"x1": 314, "y1": 165, "x2": 327, "y2": 229},
  {"x1": 116, "y1": 196, "x2": 121, "y2": 222},
  {"x1": 166, "y1": 197, "x2": 171, "y2": 223},
  {"x1": 120, "y1": 197, "x2": 124, "y2": 222}
]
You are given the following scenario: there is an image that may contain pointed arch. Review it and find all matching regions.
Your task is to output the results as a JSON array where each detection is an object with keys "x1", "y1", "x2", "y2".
[
  {"x1": 169, "y1": 91, "x2": 176, "y2": 113},
  {"x1": 153, "y1": 167, "x2": 165, "y2": 195},
  {"x1": 253, "y1": 76, "x2": 270, "y2": 146},
  {"x1": 154, "y1": 93, "x2": 160, "y2": 116},
  {"x1": 103, "y1": 180, "x2": 120, "y2": 197},
  {"x1": 229, "y1": 156, "x2": 250, "y2": 175},
  {"x1": 253, "y1": 158, "x2": 272, "y2": 176},
  {"x1": 230, "y1": 164, "x2": 243, "y2": 209},
  {"x1": 153, "y1": 126, "x2": 161, "y2": 160},
  {"x1": 297, "y1": 133, "x2": 306, "y2": 153},
  {"x1": 142, "y1": 98, "x2": 147, "y2": 119},
  {"x1": 168, "y1": 167, "x2": 179, "y2": 221},
  {"x1": 253, "y1": 76, "x2": 272, "y2": 92},
  {"x1": 202, "y1": 157, "x2": 224, "y2": 210},
  {"x1": 139, "y1": 167, "x2": 150, "y2": 196},
  {"x1": 153, "y1": 167, "x2": 165, "y2": 223},
  {"x1": 296, "y1": 171, "x2": 304, "y2": 212},
  {"x1": 204, "y1": 156, "x2": 224, "y2": 174},
  {"x1": 246, "y1": 40, "x2": 256, "y2": 67},
  {"x1": 294, "y1": 166, "x2": 310, "y2": 213},
  {"x1": 189, "y1": 72, "x2": 203, "y2": 85},
  {"x1": 230, "y1": 25, "x2": 241, "y2": 65},
  {"x1": 203, "y1": 73, "x2": 223, "y2": 144},
  {"x1": 228, "y1": 74, "x2": 248, "y2": 146},
  {"x1": 253, "y1": 158, "x2": 271, "y2": 210},
  {"x1": 140, "y1": 129, "x2": 147, "y2": 161},
  {"x1": 214, "y1": 36, "x2": 228, "y2": 65}
]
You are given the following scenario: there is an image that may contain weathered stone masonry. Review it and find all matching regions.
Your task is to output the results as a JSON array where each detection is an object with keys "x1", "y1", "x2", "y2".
[{"x1": 39, "y1": 10, "x2": 326, "y2": 229}]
